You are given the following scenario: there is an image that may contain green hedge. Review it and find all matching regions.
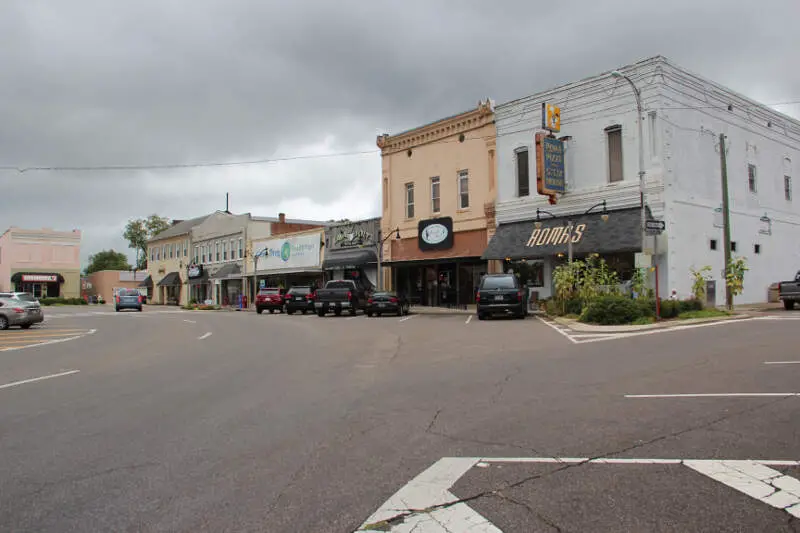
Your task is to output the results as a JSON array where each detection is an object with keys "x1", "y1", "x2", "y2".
[
  {"x1": 580, "y1": 295, "x2": 641, "y2": 325},
  {"x1": 39, "y1": 297, "x2": 88, "y2": 306}
]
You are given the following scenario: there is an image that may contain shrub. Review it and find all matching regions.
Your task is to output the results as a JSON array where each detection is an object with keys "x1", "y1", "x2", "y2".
[
  {"x1": 39, "y1": 297, "x2": 87, "y2": 306},
  {"x1": 659, "y1": 300, "x2": 679, "y2": 319},
  {"x1": 580, "y1": 295, "x2": 642, "y2": 325},
  {"x1": 678, "y1": 298, "x2": 703, "y2": 313},
  {"x1": 636, "y1": 298, "x2": 656, "y2": 318}
]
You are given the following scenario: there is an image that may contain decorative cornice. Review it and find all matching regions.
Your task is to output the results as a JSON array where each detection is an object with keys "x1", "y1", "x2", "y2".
[{"x1": 377, "y1": 99, "x2": 495, "y2": 155}]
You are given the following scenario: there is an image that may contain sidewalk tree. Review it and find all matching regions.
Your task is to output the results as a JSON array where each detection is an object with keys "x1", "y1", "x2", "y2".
[
  {"x1": 725, "y1": 257, "x2": 748, "y2": 308},
  {"x1": 124, "y1": 215, "x2": 171, "y2": 269},
  {"x1": 85, "y1": 250, "x2": 132, "y2": 274},
  {"x1": 690, "y1": 265, "x2": 712, "y2": 303}
]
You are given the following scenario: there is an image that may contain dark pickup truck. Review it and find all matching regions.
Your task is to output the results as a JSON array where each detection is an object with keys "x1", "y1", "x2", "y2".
[
  {"x1": 779, "y1": 271, "x2": 800, "y2": 310},
  {"x1": 314, "y1": 280, "x2": 369, "y2": 316}
]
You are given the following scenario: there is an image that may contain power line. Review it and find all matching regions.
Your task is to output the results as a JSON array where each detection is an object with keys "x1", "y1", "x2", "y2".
[{"x1": 0, "y1": 149, "x2": 380, "y2": 173}]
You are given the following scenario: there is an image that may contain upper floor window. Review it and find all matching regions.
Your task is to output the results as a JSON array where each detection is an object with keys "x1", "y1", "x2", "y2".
[
  {"x1": 458, "y1": 170, "x2": 469, "y2": 209},
  {"x1": 430, "y1": 177, "x2": 440, "y2": 214},
  {"x1": 194, "y1": 246, "x2": 199, "y2": 264},
  {"x1": 748, "y1": 164, "x2": 757, "y2": 193},
  {"x1": 169, "y1": 243, "x2": 174, "y2": 259},
  {"x1": 202, "y1": 245, "x2": 206, "y2": 264},
  {"x1": 215, "y1": 242, "x2": 220, "y2": 262},
  {"x1": 405, "y1": 183, "x2": 415, "y2": 219},
  {"x1": 184, "y1": 240, "x2": 188, "y2": 258},
  {"x1": 785, "y1": 175, "x2": 792, "y2": 201},
  {"x1": 606, "y1": 125, "x2": 623, "y2": 183},
  {"x1": 151, "y1": 248, "x2": 155, "y2": 262},
  {"x1": 515, "y1": 148, "x2": 529, "y2": 197},
  {"x1": 230, "y1": 239, "x2": 235, "y2": 260},
  {"x1": 238, "y1": 238, "x2": 243, "y2": 259},
  {"x1": 223, "y1": 241, "x2": 228, "y2": 261}
]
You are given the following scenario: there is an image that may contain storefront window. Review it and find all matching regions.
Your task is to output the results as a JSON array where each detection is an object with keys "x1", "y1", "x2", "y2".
[{"x1": 505, "y1": 260, "x2": 544, "y2": 287}]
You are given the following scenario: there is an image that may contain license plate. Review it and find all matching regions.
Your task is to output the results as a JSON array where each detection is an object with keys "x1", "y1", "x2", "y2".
[
  {"x1": 315, "y1": 303, "x2": 323, "y2": 308},
  {"x1": 341, "y1": 302, "x2": 350, "y2": 307},
  {"x1": 378, "y1": 303, "x2": 385, "y2": 307},
  {"x1": 494, "y1": 295, "x2": 503, "y2": 301},
  {"x1": 295, "y1": 297, "x2": 303, "y2": 301}
]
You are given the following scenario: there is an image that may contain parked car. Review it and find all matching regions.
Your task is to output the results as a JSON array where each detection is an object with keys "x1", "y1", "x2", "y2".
[
  {"x1": 256, "y1": 287, "x2": 286, "y2": 314},
  {"x1": 476, "y1": 274, "x2": 527, "y2": 320},
  {"x1": 284, "y1": 286, "x2": 316, "y2": 315},
  {"x1": 778, "y1": 270, "x2": 800, "y2": 310},
  {"x1": 366, "y1": 292, "x2": 410, "y2": 317},
  {"x1": 0, "y1": 293, "x2": 44, "y2": 330},
  {"x1": 115, "y1": 288, "x2": 143, "y2": 312},
  {"x1": 314, "y1": 280, "x2": 369, "y2": 316}
]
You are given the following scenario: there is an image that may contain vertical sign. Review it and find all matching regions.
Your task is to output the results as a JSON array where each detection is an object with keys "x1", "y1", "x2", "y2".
[
  {"x1": 541, "y1": 103, "x2": 561, "y2": 132},
  {"x1": 536, "y1": 134, "x2": 566, "y2": 196}
]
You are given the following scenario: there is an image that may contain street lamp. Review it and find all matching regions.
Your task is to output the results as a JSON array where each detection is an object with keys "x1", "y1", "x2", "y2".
[
  {"x1": 611, "y1": 70, "x2": 647, "y2": 257},
  {"x1": 535, "y1": 200, "x2": 609, "y2": 263},
  {"x1": 375, "y1": 227, "x2": 401, "y2": 291}
]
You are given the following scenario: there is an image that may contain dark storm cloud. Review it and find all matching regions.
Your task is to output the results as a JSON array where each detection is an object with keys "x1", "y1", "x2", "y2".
[{"x1": 1, "y1": 0, "x2": 798, "y2": 265}]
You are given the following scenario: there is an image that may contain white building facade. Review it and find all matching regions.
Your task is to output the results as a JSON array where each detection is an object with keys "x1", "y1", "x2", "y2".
[{"x1": 484, "y1": 56, "x2": 799, "y2": 304}]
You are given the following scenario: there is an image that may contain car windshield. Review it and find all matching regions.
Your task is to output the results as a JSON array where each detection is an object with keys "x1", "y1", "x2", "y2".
[{"x1": 482, "y1": 276, "x2": 517, "y2": 290}]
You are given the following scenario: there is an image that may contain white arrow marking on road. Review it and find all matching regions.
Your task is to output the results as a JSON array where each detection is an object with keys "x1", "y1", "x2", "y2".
[
  {"x1": 0, "y1": 370, "x2": 80, "y2": 391},
  {"x1": 197, "y1": 332, "x2": 212, "y2": 340}
]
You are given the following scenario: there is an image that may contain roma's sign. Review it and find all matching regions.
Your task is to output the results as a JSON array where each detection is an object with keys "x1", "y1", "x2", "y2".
[{"x1": 536, "y1": 133, "x2": 566, "y2": 196}]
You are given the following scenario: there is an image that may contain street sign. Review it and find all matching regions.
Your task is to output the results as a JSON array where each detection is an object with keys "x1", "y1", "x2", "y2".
[{"x1": 645, "y1": 219, "x2": 665, "y2": 235}]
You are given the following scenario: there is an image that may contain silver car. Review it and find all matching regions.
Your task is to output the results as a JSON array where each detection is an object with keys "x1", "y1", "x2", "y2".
[{"x1": 0, "y1": 292, "x2": 44, "y2": 330}]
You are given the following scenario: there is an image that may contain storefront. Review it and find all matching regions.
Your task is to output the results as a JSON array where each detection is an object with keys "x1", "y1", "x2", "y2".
[
  {"x1": 156, "y1": 272, "x2": 182, "y2": 305},
  {"x1": 251, "y1": 230, "x2": 324, "y2": 292},
  {"x1": 210, "y1": 263, "x2": 244, "y2": 306},
  {"x1": 138, "y1": 275, "x2": 153, "y2": 302},
  {"x1": 387, "y1": 217, "x2": 488, "y2": 307},
  {"x1": 322, "y1": 218, "x2": 379, "y2": 289},
  {"x1": 482, "y1": 207, "x2": 643, "y2": 300},
  {"x1": 186, "y1": 264, "x2": 210, "y2": 303},
  {"x1": 11, "y1": 272, "x2": 66, "y2": 298}
]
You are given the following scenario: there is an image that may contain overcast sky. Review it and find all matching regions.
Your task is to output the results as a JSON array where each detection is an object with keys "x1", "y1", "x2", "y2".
[{"x1": 1, "y1": 0, "x2": 798, "y2": 267}]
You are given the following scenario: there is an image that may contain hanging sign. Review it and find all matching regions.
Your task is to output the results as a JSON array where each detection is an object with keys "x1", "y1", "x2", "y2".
[
  {"x1": 541, "y1": 102, "x2": 561, "y2": 132},
  {"x1": 536, "y1": 133, "x2": 566, "y2": 196}
]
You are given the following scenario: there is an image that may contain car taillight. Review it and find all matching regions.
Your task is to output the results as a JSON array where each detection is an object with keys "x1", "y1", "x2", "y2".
[
  {"x1": 138, "y1": 295, "x2": 143, "y2": 304},
  {"x1": 347, "y1": 291, "x2": 352, "y2": 300},
  {"x1": 389, "y1": 297, "x2": 398, "y2": 303},
  {"x1": 517, "y1": 291, "x2": 523, "y2": 301},
  {"x1": 367, "y1": 298, "x2": 373, "y2": 304},
  {"x1": 12, "y1": 307, "x2": 24, "y2": 313},
  {"x1": 476, "y1": 291, "x2": 481, "y2": 302},
  {"x1": 306, "y1": 293, "x2": 314, "y2": 300},
  {"x1": 116, "y1": 296, "x2": 121, "y2": 304}
]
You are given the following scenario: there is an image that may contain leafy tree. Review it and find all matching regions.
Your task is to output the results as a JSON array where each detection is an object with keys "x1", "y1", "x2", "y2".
[
  {"x1": 85, "y1": 250, "x2": 132, "y2": 274},
  {"x1": 725, "y1": 257, "x2": 748, "y2": 309},
  {"x1": 124, "y1": 215, "x2": 171, "y2": 269},
  {"x1": 689, "y1": 265, "x2": 712, "y2": 303}
]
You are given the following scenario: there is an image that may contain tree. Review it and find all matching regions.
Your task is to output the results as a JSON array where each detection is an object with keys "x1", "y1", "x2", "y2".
[
  {"x1": 725, "y1": 257, "x2": 748, "y2": 309},
  {"x1": 85, "y1": 250, "x2": 132, "y2": 274},
  {"x1": 124, "y1": 215, "x2": 171, "y2": 269}
]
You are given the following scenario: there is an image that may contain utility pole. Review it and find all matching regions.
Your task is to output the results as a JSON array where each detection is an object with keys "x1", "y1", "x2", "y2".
[{"x1": 719, "y1": 133, "x2": 733, "y2": 310}]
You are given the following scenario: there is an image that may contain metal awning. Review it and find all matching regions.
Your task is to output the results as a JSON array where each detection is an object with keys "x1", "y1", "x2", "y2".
[
  {"x1": 322, "y1": 248, "x2": 377, "y2": 269},
  {"x1": 210, "y1": 263, "x2": 242, "y2": 280},
  {"x1": 482, "y1": 207, "x2": 642, "y2": 260},
  {"x1": 157, "y1": 272, "x2": 182, "y2": 287},
  {"x1": 11, "y1": 272, "x2": 65, "y2": 283},
  {"x1": 138, "y1": 275, "x2": 153, "y2": 288}
]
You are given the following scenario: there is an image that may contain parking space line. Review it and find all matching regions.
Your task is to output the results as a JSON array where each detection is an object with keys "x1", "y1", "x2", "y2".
[
  {"x1": 399, "y1": 315, "x2": 416, "y2": 323},
  {"x1": 764, "y1": 361, "x2": 800, "y2": 365},
  {"x1": 0, "y1": 370, "x2": 81, "y2": 391},
  {"x1": 536, "y1": 316, "x2": 578, "y2": 344},
  {"x1": 465, "y1": 315, "x2": 472, "y2": 325},
  {"x1": 625, "y1": 392, "x2": 800, "y2": 398},
  {"x1": 197, "y1": 332, "x2": 212, "y2": 340}
]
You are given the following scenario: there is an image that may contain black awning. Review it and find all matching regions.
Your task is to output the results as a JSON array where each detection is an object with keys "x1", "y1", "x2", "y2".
[
  {"x1": 210, "y1": 263, "x2": 241, "y2": 280},
  {"x1": 186, "y1": 270, "x2": 209, "y2": 285},
  {"x1": 138, "y1": 275, "x2": 153, "y2": 288},
  {"x1": 322, "y1": 248, "x2": 377, "y2": 269},
  {"x1": 11, "y1": 272, "x2": 65, "y2": 283},
  {"x1": 157, "y1": 272, "x2": 182, "y2": 287},
  {"x1": 482, "y1": 207, "x2": 642, "y2": 260}
]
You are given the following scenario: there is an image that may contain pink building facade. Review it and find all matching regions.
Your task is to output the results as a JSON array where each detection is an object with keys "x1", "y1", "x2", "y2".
[{"x1": 0, "y1": 227, "x2": 82, "y2": 299}]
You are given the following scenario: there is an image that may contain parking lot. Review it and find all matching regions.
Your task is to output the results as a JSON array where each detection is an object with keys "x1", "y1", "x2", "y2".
[{"x1": 0, "y1": 305, "x2": 797, "y2": 532}]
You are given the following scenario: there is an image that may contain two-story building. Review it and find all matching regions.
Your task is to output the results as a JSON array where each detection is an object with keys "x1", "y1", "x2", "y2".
[
  {"x1": 483, "y1": 56, "x2": 799, "y2": 304},
  {"x1": 147, "y1": 215, "x2": 210, "y2": 305},
  {"x1": 378, "y1": 99, "x2": 499, "y2": 307},
  {"x1": 321, "y1": 218, "x2": 381, "y2": 288},
  {"x1": 0, "y1": 227, "x2": 82, "y2": 299}
]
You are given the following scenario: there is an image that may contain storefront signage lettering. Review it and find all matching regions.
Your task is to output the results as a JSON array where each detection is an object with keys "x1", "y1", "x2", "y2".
[
  {"x1": 334, "y1": 226, "x2": 372, "y2": 248},
  {"x1": 526, "y1": 224, "x2": 586, "y2": 247},
  {"x1": 418, "y1": 217, "x2": 454, "y2": 251},
  {"x1": 21, "y1": 274, "x2": 58, "y2": 283},
  {"x1": 421, "y1": 224, "x2": 448, "y2": 245},
  {"x1": 187, "y1": 264, "x2": 203, "y2": 278},
  {"x1": 252, "y1": 233, "x2": 322, "y2": 271},
  {"x1": 536, "y1": 133, "x2": 566, "y2": 195}
]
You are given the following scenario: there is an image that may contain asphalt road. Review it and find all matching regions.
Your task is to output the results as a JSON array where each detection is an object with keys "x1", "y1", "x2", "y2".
[{"x1": 0, "y1": 305, "x2": 797, "y2": 532}]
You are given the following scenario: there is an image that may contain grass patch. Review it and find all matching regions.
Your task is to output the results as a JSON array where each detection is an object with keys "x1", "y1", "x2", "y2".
[
  {"x1": 678, "y1": 309, "x2": 730, "y2": 319},
  {"x1": 564, "y1": 313, "x2": 580, "y2": 320},
  {"x1": 632, "y1": 316, "x2": 655, "y2": 325}
]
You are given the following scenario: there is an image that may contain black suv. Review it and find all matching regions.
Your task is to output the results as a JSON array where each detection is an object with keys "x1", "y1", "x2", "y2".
[
  {"x1": 476, "y1": 274, "x2": 527, "y2": 320},
  {"x1": 284, "y1": 286, "x2": 316, "y2": 315}
]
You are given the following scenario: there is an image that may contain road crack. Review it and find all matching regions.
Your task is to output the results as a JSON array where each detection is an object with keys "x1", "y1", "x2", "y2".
[{"x1": 495, "y1": 492, "x2": 567, "y2": 533}]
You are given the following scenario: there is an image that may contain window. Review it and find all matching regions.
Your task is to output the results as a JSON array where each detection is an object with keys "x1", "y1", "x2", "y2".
[
  {"x1": 151, "y1": 248, "x2": 155, "y2": 262},
  {"x1": 516, "y1": 148, "x2": 530, "y2": 197},
  {"x1": 215, "y1": 242, "x2": 220, "y2": 262},
  {"x1": 194, "y1": 246, "x2": 199, "y2": 263},
  {"x1": 606, "y1": 125, "x2": 623, "y2": 183},
  {"x1": 785, "y1": 176, "x2": 792, "y2": 201},
  {"x1": 405, "y1": 183, "x2": 415, "y2": 219},
  {"x1": 430, "y1": 177, "x2": 440, "y2": 214},
  {"x1": 230, "y1": 239, "x2": 235, "y2": 260},
  {"x1": 202, "y1": 245, "x2": 206, "y2": 264},
  {"x1": 238, "y1": 238, "x2": 243, "y2": 259},
  {"x1": 383, "y1": 177, "x2": 389, "y2": 210},
  {"x1": 731, "y1": 241, "x2": 737, "y2": 253},
  {"x1": 748, "y1": 164, "x2": 757, "y2": 193},
  {"x1": 648, "y1": 111, "x2": 658, "y2": 159},
  {"x1": 169, "y1": 244, "x2": 174, "y2": 259},
  {"x1": 754, "y1": 244, "x2": 761, "y2": 254},
  {"x1": 223, "y1": 241, "x2": 228, "y2": 261},
  {"x1": 710, "y1": 239, "x2": 718, "y2": 251},
  {"x1": 458, "y1": 170, "x2": 469, "y2": 209},
  {"x1": 184, "y1": 240, "x2": 188, "y2": 257}
]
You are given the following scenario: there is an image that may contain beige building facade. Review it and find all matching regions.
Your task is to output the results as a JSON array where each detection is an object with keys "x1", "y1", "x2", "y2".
[
  {"x1": 378, "y1": 99, "x2": 500, "y2": 307},
  {"x1": 147, "y1": 215, "x2": 210, "y2": 305}
]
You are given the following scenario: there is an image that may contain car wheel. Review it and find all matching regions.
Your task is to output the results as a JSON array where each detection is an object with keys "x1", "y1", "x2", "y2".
[
  {"x1": 269, "y1": 309, "x2": 274, "y2": 314},
  {"x1": 477, "y1": 313, "x2": 486, "y2": 321},
  {"x1": 115, "y1": 307, "x2": 120, "y2": 312},
  {"x1": 349, "y1": 308, "x2": 356, "y2": 316},
  {"x1": 367, "y1": 312, "x2": 373, "y2": 318},
  {"x1": 257, "y1": 308, "x2": 263, "y2": 314},
  {"x1": 287, "y1": 309, "x2": 294, "y2": 315},
  {"x1": 784, "y1": 300, "x2": 795, "y2": 310},
  {"x1": 302, "y1": 310, "x2": 307, "y2": 315},
  {"x1": 0, "y1": 316, "x2": 8, "y2": 330},
  {"x1": 334, "y1": 309, "x2": 342, "y2": 316},
  {"x1": 377, "y1": 313, "x2": 382, "y2": 317},
  {"x1": 20, "y1": 324, "x2": 32, "y2": 329},
  {"x1": 317, "y1": 310, "x2": 325, "y2": 317}
]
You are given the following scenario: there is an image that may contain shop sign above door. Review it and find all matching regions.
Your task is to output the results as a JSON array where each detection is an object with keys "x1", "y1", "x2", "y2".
[
  {"x1": 21, "y1": 274, "x2": 58, "y2": 282},
  {"x1": 187, "y1": 264, "x2": 203, "y2": 279},
  {"x1": 418, "y1": 217, "x2": 454, "y2": 251}
]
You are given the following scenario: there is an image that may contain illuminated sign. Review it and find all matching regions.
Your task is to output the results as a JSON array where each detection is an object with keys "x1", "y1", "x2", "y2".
[
  {"x1": 536, "y1": 133, "x2": 566, "y2": 196},
  {"x1": 542, "y1": 103, "x2": 561, "y2": 132}
]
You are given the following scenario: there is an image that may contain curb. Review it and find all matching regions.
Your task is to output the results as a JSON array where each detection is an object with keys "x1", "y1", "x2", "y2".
[{"x1": 552, "y1": 313, "x2": 751, "y2": 333}]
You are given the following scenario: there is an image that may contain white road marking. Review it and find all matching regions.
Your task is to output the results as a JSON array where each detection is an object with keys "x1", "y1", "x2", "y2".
[
  {"x1": 183, "y1": 319, "x2": 197, "y2": 324},
  {"x1": 346, "y1": 315, "x2": 362, "y2": 321},
  {"x1": 626, "y1": 392, "x2": 800, "y2": 398},
  {"x1": 358, "y1": 457, "x2": 800, "y2": 531},
  {"x1": 0, "y1": 370, "x2": 80, "y2": 391},
  {"x1": 0, "y1": 329, "x2": 96, "y2": 352},
  {"x1": 197, "y1": 332, "x2": 212, "y2": 340},
  {"x1": 536, "y1": 316, "x2": 578, "y2": 344},
  {"x1": 304, "y1": 314, "x2": 316, "y2": 319},
  {"x1": 465, "y1": 315, "x2": 473, "y2": 325},
  {"x1": 754, "y1": 316, "x2": 800, "y2": 320},
  {"x1": 764, "y1": 361, "x2": 800, "y2": 365},
  {"x1": 399, "y1": 315, "x2": 416, "y2": 323}
]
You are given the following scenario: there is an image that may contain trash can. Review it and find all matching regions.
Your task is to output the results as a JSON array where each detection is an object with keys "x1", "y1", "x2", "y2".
[{"x1": 768, "y1": 283, "x2": 780, "y2": 303}]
